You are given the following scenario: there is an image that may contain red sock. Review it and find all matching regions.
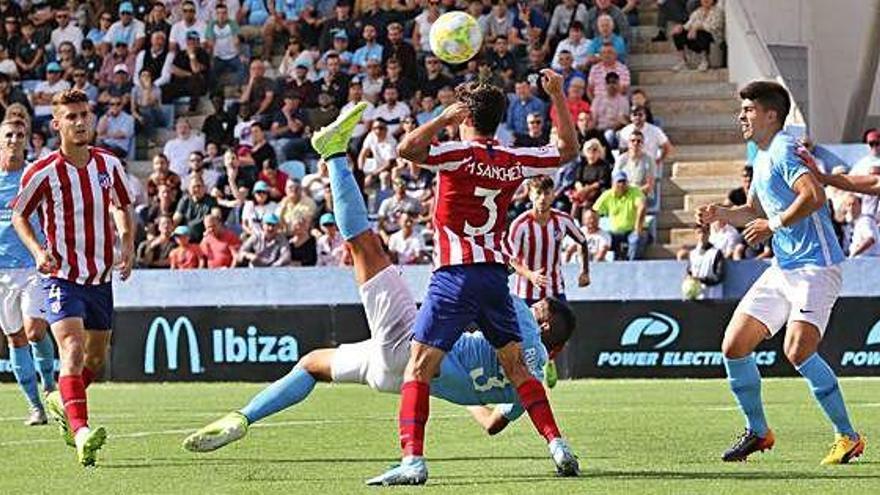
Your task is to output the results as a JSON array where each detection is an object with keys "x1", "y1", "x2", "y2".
[
  {"x1": 517, "y1": 378, "x2": 561, "y2": 443},
  {"x1": 399, "y1": 381, "x2": 430, "y2": 457},
  {"x1": 81, "y1": 367, "x2": 96, "y2": 388},
  {"x1": 59, "y1": 375, "x2": 89, "y2": 433}
]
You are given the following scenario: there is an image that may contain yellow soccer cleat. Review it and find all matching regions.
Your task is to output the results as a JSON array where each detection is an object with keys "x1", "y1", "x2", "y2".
[
  {"x1": 45, "y1": 391, "x2": 75, "y2": 447},
  {"x1": 821, "y1": 433, "x2": 865, "y2": 465},
  {"x1": 310, "y1": 101, "x2": 369, "y2": 159}
]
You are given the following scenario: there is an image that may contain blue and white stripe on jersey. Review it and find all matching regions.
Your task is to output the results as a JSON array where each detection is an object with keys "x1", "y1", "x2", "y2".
[
  {"x1": 430, "y1": 297, "x2": 548, "y2": 421},
  {"x1": 0, "y1": 168, "x2": 40, "y2": 269},
  {"x1": 749, "y1": 132, "x2": 845, "y2": 270}
]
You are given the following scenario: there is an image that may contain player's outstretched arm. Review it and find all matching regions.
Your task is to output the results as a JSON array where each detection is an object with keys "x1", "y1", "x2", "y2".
[
  {"x1": 466, "y1": 405, "x2": 511, "y2": 435},
  {"x1": 697, "y1": 195, "x2": 762, "y2": 229},
  {"x1": 541, "y1": 69, "x2": 578, "y2": 163},
  {"x1": 398, "y1": 102, "x2": 469, "y2": 164},
  {"x1": 798, "y1": 147, "x2": 880, "y2": 196}
]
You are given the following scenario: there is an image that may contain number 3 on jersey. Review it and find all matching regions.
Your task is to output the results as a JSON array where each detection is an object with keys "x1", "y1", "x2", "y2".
[{"x1": 463, "y1": 187, "x2": 501, "y2": 236}]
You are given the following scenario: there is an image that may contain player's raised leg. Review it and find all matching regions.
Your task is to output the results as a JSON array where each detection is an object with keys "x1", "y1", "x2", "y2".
[
  {"x1": 185, "y1": 102, "x2": 390, "y2": 454},
  {"x1": 720, "y1": 312, "x2": 775, "y2": 462}
]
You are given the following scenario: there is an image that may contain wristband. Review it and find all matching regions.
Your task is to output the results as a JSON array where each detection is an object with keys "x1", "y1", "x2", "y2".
[{"x1": 768, "y1": 215, "x2": 783, "y2": 232}]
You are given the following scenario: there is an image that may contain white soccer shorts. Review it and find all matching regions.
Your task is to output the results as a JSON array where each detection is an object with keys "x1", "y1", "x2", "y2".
[
  {"x1": 736, "y1": 263, "x2": 842, "y2": 337},
  {"x1": 331, "y1": 265, "x2": 416, "y2": 393},
  {"x1": 0, "y1": 270, "x2": 46, "y2": 335}
]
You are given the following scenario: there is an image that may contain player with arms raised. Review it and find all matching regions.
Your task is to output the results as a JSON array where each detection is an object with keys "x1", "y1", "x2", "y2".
[
  {"x1": 1, "y1": 118, "x2": 57, "y2": 426},
  {"x1": 368, "y1": 69, "x2": 581, "y2": 486},
  {"x1": 11, "y1": 89, "x2": 135, "y2": 467},
  {"x1": 182, "y1": 103, "x2": 577, "y2": 452},
  {"x1": 698, "y1": 81, "x2": 864, "y2": 464}
]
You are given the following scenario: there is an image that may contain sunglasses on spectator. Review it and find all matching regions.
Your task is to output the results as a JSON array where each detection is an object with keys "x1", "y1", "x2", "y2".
[
  {"x1": 74, "y1": 72, "x2": 86, "y2": 77},
  {"x1": 528, "y1": 120, "x2": 542, "y2": 125},
  {"x1": 183, "y1": 8, "x2": 195, "y2": 13},
  {"x1": 110, "y1": 101, "x2": 122, "y2": 106},
  {"x1": 870, "y1": 141, "x2": 880, "y2": 147}
]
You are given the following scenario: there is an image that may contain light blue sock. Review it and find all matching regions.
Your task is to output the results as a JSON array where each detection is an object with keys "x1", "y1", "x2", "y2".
[
  {"x1": 239, "y1": 368, "x2": 317, "y2": 424},
  {"x1": 327, "y1": 154, "x2": 370, "y2": 240},
  {"x1": 30, "y1": 334, "x2": 57, "y2": 392},
  {"x1": 724, "y1": 355, "x2": 769, "y2": 436},
  {"x1": 10, "y1": 345, "x2": 42, "y2": 410},
  {"x1": 796, "y1": 353, "x2": 856, "y2": 437}
]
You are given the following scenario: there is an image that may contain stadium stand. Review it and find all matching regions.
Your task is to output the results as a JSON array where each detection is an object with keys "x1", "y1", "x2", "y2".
[{"x1": 0, "y1": 0, "x2": 750, "y2": 265}]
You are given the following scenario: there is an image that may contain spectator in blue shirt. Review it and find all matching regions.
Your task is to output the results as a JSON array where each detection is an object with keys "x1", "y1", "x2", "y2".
[
  {"x1": 350, "y1": 24, "x2": 383, "y2": 74},
  {"x1": 506, "y1": 80, "x2": 547, "y2": 140},
  {"x1": 587, "y1": 14, "x2": 628, "y2": 65},
  {"x1": 96, "y1": 96, "x2": 136, "y2": 157}
]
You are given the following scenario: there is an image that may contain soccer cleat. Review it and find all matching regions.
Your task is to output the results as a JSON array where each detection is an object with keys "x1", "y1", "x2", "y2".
[
  {"x1": 182, "y1": 412, "x2": 249, "y2": 453},
  {"x1": 544, "y1": 360, "x2": 558, "y2": 389},
  {"x1": 821, "y1": 433, "x2": 865, "y2": 465},
  {"x1": 24, "y1": 407, "x2": 48, "y2": 426},
  {"x1": 75, "y1": 426, "x2": 107, "y2": 467},
  {"x1": 310, "y1": 101, "x2": 369, "y2": 158},
  {"x1": 365, "y1": 456, "x2": 428, "y2": 486},
  {"x1": 549, "y1": 438, "x2": 580, "y2": 477},
  {"x1": 722, "y1": 428, "x2": 775, "y2": 462},
  {"x1": 45, "y1": 391, "x2": 75, "y2": 447}
]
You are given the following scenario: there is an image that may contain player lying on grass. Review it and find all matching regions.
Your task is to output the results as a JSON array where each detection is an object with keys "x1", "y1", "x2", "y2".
[{"x1": 183, "y1": 104, "x2": 578, "y2": 469}]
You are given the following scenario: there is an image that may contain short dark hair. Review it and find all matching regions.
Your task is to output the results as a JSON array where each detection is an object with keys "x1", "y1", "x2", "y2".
[
  {"x1": 455, "y1": 82, "x2": 506, "y2": 136},
  {"x1": 543, "y1": 297, "x2": 576, "y2": 351},
  {"x1": 528, "y1": 176, "x2": 554, "y2": 192},
  {"x1": 605, "y1": 71, "x2": 619, "y2": 83},
  {"x1": 739, "y1": 80, "x2": 791, "y2": 124}
]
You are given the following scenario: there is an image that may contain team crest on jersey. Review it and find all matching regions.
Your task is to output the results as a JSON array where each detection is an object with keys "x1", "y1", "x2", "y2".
[{"x1": 98, "y1": 172, "x2": 112, "y2": 189}]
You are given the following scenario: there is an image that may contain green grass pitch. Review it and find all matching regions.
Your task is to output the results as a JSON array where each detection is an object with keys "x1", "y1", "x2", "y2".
[{"x1": 1, "y1": 379, "x2": 878, "y2": 494}]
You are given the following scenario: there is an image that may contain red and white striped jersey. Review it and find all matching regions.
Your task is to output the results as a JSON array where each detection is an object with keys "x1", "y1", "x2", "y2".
[
  {"x1": 12, "y1": 147, "x2": 132, "y2": 285},
  {"x1": 507, "y1": 209, "x2": 587, "y2": 300},
  {"x1": 423, "y1": 139, "x2": 561, "y2": 268}
]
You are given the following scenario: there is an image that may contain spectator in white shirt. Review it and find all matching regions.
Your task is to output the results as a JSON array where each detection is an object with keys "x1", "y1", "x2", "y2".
[
  {"x1": 169, "y1": 0, "x2": 207, "y2": 51},
  {"x1": 618, "y1": 105, "x2": 674, "y2": 163},
  {"x1": 104, "y1": 2, "x2": 146, "y2": 52},
  {"x1": 845, "y1": 194, "x2": 880, "y2": 258},
  {"x1": 371, "y1": 86, "x2": 411, "y2": 138},
  {"x1": 50, "y1": 8, "x2": 83, "y2": 54},
  {"x1": 709, "y1": 219, "x2": 742, "y2": 259},
  {"x1": 388, "y1": 212, "x2": 428, "y2": 265},
  {"x1": 316, "y1": 213, "x2": 346, "y2": 266},
  {"x1": 164, "y1": 117, "x2": 207, "y2": 176},
  {"x1": 241, "y1": 180, "x2": 279, "y2": 238},
  {"x1": 358, "y1": 118, "x2": 398, "y2": 190},
  {"x1": 571, "y1": 208, "x2": 611, "y2": 262},
  {"x1": 205, "y1": 3, "x2": 245, "y2": 85},
  {"x1": 31, "y1": 62, "x2": 70, "y2": 119},
  {"x1": 551, "y1": 21, "x2": 590, "y2": 72}
]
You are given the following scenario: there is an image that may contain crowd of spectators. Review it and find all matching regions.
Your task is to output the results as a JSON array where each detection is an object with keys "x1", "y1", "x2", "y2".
[{"x1": 0, "y1": 0, "x2": 730, "y2": 268}]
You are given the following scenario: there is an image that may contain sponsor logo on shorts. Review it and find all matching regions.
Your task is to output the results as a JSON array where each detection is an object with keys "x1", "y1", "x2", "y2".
[
  {"x1": 839, "y1": 320, "x2": 880, "y2": 368},
  {"x1": 596, "y1": 312, "x2": 776, "y2": 369}
]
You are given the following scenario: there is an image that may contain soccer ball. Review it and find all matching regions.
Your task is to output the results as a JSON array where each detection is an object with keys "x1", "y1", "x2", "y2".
[
  {"x1": 429, "y1": 11, "x2": 483, "y2": 64},
  {"x1": 681, "y1": 276, "x2": 703, "y2": 301}
]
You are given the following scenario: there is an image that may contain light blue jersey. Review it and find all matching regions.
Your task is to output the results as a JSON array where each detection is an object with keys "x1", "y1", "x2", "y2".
[
  {"x1": 431, "y1": 297, "x2": 548, "y2": 421},
  {"x1": 750, "y1": 132, "x2": 844, "y2": 270},
  {"x1": 0, "y1": 168, "x2": 39, "y2": 269}
]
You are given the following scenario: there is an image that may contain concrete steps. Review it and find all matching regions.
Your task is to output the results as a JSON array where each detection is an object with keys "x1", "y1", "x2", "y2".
[
  {"x1": 651, "y1": 97, "x2": 741, "y2": 116},
  {"x1": 672, "y1": 160, "x2": 744, "y2": 178},
  {"x1": 633, "y1": 68, "x2": 729, "y2": 86},
  {"x1": 638, "y1": 81, "x2": 738, "y2": 99},
  {"x1": 664, "y1": 126, "x2": 742, "y2": 146},
  {"x1": 628, "y1": 53, "x2": 682, "y2": 71},
  {"x1": 672, "y1": 143, "x2": 745, "y2": 162}
]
